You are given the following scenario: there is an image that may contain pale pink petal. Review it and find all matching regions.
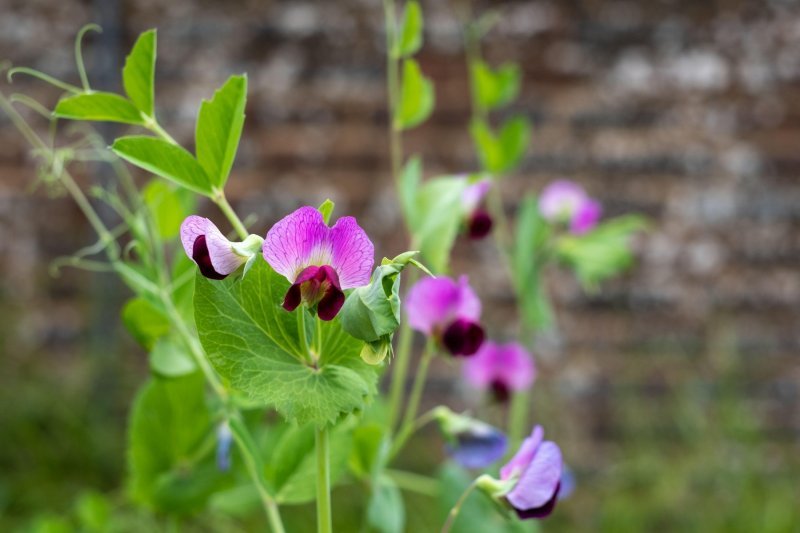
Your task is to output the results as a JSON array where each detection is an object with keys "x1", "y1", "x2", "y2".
[
  {"x1": 539, "y1": 180, "x2": 586, "y2": 221},
  {"x1": 570, "y1": 198, "x2": 602, "y2": 234},
  {"x1": 204, "y1": 224, "x2": 245, "y2": 275},
  {"x1": 501, "y1": 425, "x2": 544, "y2": 480},
  {"x1": 180, "y1": 215, "x2": 214, "y2": 258},
  {"x1": 455, "y1": 275, "x2": 481, "y2": 321},
  {"x1": 495, "y1": 343, "x2": 536, "y2": 391},
  {"x1": 263, "y1": 206, "x2": 331, "y2": 283},
  {"x1": 462, "y1": 179, "x2": 491, "y2": 214},
  {"x1": 506, "y1": 441, "x2": 563, "y2": 511},
  {"x1": 329, "y1": 216, "x2": 374, "y2": 289},
  {"x1": 463, "y1": 341, "x2": 499, "y2": 389},
  {"x1": 405, "y1": 277, "x2": 462, "y2": 335}
]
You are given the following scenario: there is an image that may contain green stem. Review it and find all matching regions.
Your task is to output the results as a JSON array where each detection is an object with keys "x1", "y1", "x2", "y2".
[
  {"x1": 265, "y1": 499, "x2": 287, "y2": 533},
  {"x1": 144, "y1": 117, "x2": 179, "y2": 145},
  {"x1": 383, "y1": 0, "x2": 403, "y2": 188},
  {"x1": 386, "y1": 285, "x2": 416, "y2": 431},
  {"x1": 386, "y1": 469, "x2": 440, "y2": 497},
  {"x1": 389, "y1": 407, "x2": 438, "y2": 459},
  {"x1": 397, "y1": 342, "x2": 434, "y2": 440},
  {"x1": 441, "y1": 480, "x2": 478, "y2": 533},
  {"x1": 507, "y1": 389, "x2": 529, "y2": 451},
  {"x1": 316, "y1": 426, "x2": 333, "y2": 533},
  {"x1": 213, "y1": 190, "x2": 250, "y2": 240}
]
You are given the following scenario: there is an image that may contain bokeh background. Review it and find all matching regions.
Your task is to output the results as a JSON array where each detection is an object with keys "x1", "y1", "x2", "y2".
[{"x1": 1, "y1": 0, "x2": 799, "y2": 531}]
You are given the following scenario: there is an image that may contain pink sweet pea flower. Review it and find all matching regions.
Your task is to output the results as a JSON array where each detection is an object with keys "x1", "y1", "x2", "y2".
[
  {"x1": 181, "y1": 216, "x2": 251, "y2": 280},
  {"x1": 463, "y1": 341, "x2": 536, "y2": 402},
  {"x1": 404, "y1": 275, "x2": 485, "y2": 356},
  {"x1": 539, "y1": 180, "x2": 602, "y2": 235},
  {"x1": 461, "y1": 178, "x2": 493, "y2": 240},
  {"x1": 499, "y1": 425, "x2": 563, "y2": 519},
  {"x1": 262, "y1": 206, "x2": 374, "y2": 321}
]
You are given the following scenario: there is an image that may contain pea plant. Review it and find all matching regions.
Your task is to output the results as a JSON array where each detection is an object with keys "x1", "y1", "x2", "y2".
[{"x1": 2, "y1": 2, "x2": 644, "y2": 531}]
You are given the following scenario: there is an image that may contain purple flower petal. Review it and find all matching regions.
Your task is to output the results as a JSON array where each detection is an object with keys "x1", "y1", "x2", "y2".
[
  {"x1": 506, "y1": 441, "x2": 563, "y2": 512},
  {"x1": 329, "y1": 216, "x2": 374, "y2": 289},
  {"x1": 570, "y1": 198, "x2": 602, "y2": 234},
  {"x1": 464, "y1": 341, "x2": 536, "y2": 394},
  {"x1": 514, "y1": 482, "x2": 560, "y2": 519},
  {"x1": 462, "y1": 179, "x2": 491, "y2": 214},
  {"x1": 405, "y1": 276, "x2": 482, "y2": 335},
  {"x1": 539, "y1": 180, "x2": 587, "y2": 221},
  {"x1": 446, "y1": 423, "x2": 508, "y2": 469},
  {"x1": 180, "y1": 216, "x2": 245, "y2": 278},
  {"x1": 500, "y1": 425, "x2": 544, "y2": 481},
  {"x1": 282, "y1": 265, "x2": 345, "y2": 321},
  {"x1": 263, "y1": 206, "x2": 331, "y2": 283}
]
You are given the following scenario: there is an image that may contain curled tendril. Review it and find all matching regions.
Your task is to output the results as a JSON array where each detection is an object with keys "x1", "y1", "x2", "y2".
[
  {"x1": 75, "y1": 23, "x2": 102, "y2": 92},
  {"x1": 7, "y1": 67, "x2": 83, "y2": 94}
]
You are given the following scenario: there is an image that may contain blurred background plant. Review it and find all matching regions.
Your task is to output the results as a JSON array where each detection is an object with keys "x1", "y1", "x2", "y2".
[{"x1": 1, "y1": 0, "x2": 799, "y2": 532}]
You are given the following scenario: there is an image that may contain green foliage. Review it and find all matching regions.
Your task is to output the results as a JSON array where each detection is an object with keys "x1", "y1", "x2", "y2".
[
  {"x1": 395, "y1": 1, "x2": 423, "y2": 58},
  {"x1": 111, "y1": 136, "x2": 213, "y2": 196},
  {"x1": 367, "y1": 475, "x2": 405, "y2": 533},
  {"x1": 127, "y1": 372, "x2": 224, "y2": 514},
  {"x1": 142, "y1": 179, "x2": 195, "y2": 239},
  {"x1": 318, "y1": 198, "x2": 335, "y2": 225},
  {"x1": 407, "y1": 176, "x2": 467, "y2": 273},
  {"x1": 556, "y1": 215, "x2": 648, "y2": 289},
  {"x1": 53, "y1": 92, "x2": 144, "y2": 125},
  {"x1": 470, "y1": 116, "x2": 530, "y2": 175},
  {"x1": 396, "y1": 59, "x2": 435, "y2": 130},
  {"x1": 471, "y1": 61, "x2": 520, "y2": 111},
  {"x1": 122, "y1": 29, "x2": 157, "y2": 117},
  {"x1": 399, "y1": 156, "x2": 422, "y2": 226},
  {"x1": 74, "y1": 491, "x2": 111, "y2": 532},
  {"x1": 512, "y1": 196, "x2": 553, "y2": 333},
  {"x1": 193, "y1": 259, "x2": 378, "y2": 427},
  {"x1": 121, "y1": 297, "x2": 169, "y2": 350},
  {"x1": 195, "y1": 75, "x2": 247, "y2": 190},
  {"x1": 149, "y1": 336, "x2": 197, "y2": 377}
]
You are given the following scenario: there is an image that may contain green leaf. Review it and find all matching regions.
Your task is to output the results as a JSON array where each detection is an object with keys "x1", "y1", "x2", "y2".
[
  {"x1": 348, "y1": 423, "x2": 385, "y2": 479},
  {"x1": 470, "y1": 116, "x2": 531, "y2": 175},
  {"x1": 127, "y1": 373, "x2": 221, "y2": 513},
  {"x1": 194, "y1": 259, "x2": 377, "y2": 427},
  {"x1": 318, "y1": 199, "x2": 335, "y2": 225},
  {"x1": 122, "y1": 29, "x2": 157, "y2": 117},
  {"x1": 472, "y1": 60, "x2": 520, "y2": 111},
  {"x1": 74, "y1": 491, "x2": 111, "y2": 532},
  {"x1": 195, "y1": 74, "x2": 247, "y2": 189},
  {"x1": 142, "y1": 179, "x2": 195, "y2": 239},
  {"x1": 410, "y1": 177, "x2": 467, "y2": 273},
  {"x1": 396, "y1": 59, "x2": 435, "y2": 130},
  {"x1": 121, "y1": 297, "x2": 169, "y2": 350},
  {"x1": 513, "y1": 196, "x2": 553, "y2": 333},
  {"x1": 367, "y1": 475, "x2": 405, "y2": 533},
  {"x1": 267, "y1": 424, "x2": 353, "y2": 504},
  {"x1": 150, "y1": 336, "x2": 197, "y2": 377},
  {"x1": 111, "y1": 136, "x2": 213, "y2": 195},
  {"x1": 399, "y1": 156, "x2": 422, "y2": 227},
  {"x1": 556, "y1": 215, "x2": 647, "y2": 289},
  {"x1": 53, "y1": 92, "x2": 144, "y2": 125},
  {"x1": 396, "y1": 1, "x2": 423, "y2": 58}
]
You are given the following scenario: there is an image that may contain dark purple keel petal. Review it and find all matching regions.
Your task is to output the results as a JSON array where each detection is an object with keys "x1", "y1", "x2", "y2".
[
  {"x1": 317, "y1": 285, "x2": 345, "y2": 321},
  {"x1": 442, "y1": 319, "x2": 485, "y2": 356},
  {"x1": 283, "y1": 284, "x2": 303, "y2": 312},
  {"x1": 468, "y1": 209, "x2": 493, "y2": 240},
  {"x1": 193, "y1": 235, "x2": 227, "y2": 280},
  {"x1": 490, "y1": 379, "x2": 511, "y2": 403},
  {"x1": 282, "y1": 265, "x2": 345, "y2": 320},
  {"x1": 514, "y1": 483, "x2": 560, "y2": 520}
]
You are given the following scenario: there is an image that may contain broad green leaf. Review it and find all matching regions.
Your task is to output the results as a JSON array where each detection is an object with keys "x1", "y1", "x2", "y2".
[
  {"x1": 111, "y1": 136, "x2": 213, "y2": 195},
  {"x1": 470, "y1": 116, "x2": 531, "y2": 175},
  {"x1": 121, "y1": 297, "x2": 169, "y2": 350},
  {"x1": 142, "y1": 179, "x2": 195, "y2": 239},
  {"x1": 53, "y1": 92, "x2": 144, "y2": 125},
  {"x1": 367, "y1": 475, "x2": 405, "y2": 533},
  {"x1": 348, "y1": 423, "x2": 385, "y2": 479},
  {"x1": 209, "y1": 484, "x2": 261, "y2": 517},
  {"x1": 150, "y1": 336, "x2": 197, "y2": 377},
  {"x1": 472, "y1": 61, "x2": 520, "y2": 111},
  {"x1": 556, "y1": 215, "x2": 647, "y2": 289},
  {"x1": 267, "y1": 424, "x2": 353, "y2": 504},
  {"x1": 396, "y1": 1, "x2": 423, "y2": 58},
  {"x1": 399, "y1": 156, "x2": 422, "y2": 228},
  {"x1": 396, "y1": 59, "x2": 435, "y2": 130},
  {"x1": 513, "y1": 196, "x2": 553, "y2": 333},
  {"x1": 128, "y1": 372, "x2": 221, "y2": 513},
  {"x1": 195, "y1": 74, "x2": 247, "y2": 189},
  {"x1": 411, "y1": 177, "x2": 467, "y2": 273},
  {"x1": 194, "y1": 259, "x2": 377, "y2": 427},
  {"x1": 122, "y1": 29, "x2": 156, "y2": 117}
]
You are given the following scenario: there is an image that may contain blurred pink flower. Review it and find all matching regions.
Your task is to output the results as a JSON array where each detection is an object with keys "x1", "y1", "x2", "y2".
[
  {"x1": 539, "y1": 179, "x2": 602, "y2": 234},
  {"x1": 463, "y1": 341, "x2": 536, "y2": 402},
  {"x1": 461, "y1": 178, "x2": 493, "y2": 239},
  {"x1": 262, "y1": 206, "x2": 374, "y2": 320},
  {"x1": 404, "y1": 275, "x2": 485, "y2": 356}
]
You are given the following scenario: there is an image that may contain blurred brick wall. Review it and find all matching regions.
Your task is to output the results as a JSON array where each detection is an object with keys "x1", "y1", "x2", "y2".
[{"x1": 1, "y1": 0, "x2": 798, "y2": 460}]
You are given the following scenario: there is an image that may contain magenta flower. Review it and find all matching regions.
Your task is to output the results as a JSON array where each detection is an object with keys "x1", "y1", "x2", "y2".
[
  {"x1": 262, "y1": 206, "x2": 374, "y2": 321},
  {"x1": 463, "y1": 341, "x2": 536, "y2": 402},
  {"x1": 539, "y1": 180, "x2": 602, "y2": 234},
  {"x1": 405, "y1": 275, "x2": 485, "y2": 356},
  {"x1": 181, "y1": 216, "x2": 256, "y2": 280},
  {"x1": 499, "y1": 425, "x2": 563, "y2": 519},
  {"x1": 461, "y1": 178, "x2": 493, "y2": 240}
]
